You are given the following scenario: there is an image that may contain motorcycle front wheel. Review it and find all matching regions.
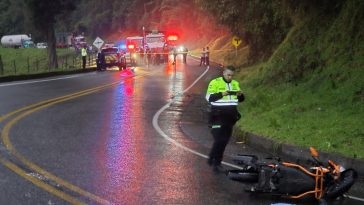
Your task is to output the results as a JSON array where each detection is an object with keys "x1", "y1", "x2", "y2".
[{"x1": 227, "y1": 170, "x2": 259, "y2": 182}]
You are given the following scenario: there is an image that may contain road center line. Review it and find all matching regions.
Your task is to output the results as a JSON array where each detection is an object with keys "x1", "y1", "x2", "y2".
[
  {"x1": 0, "y1": 72, "x2": 153, "y2": 204},
  {"x1": 0, "y1": 73, "x2": 93, "y2": 87},
  {"x1": 152, "y1": 65, "x2": 364, "y2": 202},
  {"x1": 152, "y1": 65, "x2": 242, "y2": 170},
  {"x1": 0, "y1": 157, "x2": 85, "y2": 205},
  {"x1": 1, "y1": 87, "x2": 113, "y2": 204}
]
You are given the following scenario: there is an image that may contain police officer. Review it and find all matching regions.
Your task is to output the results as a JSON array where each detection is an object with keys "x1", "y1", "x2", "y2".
[
  {"x1": 206, "y1": 65, "x2": 245, "y2": 173},
  {"x1": 81, "y1": 45, "x2": 87, "y2": 69}
]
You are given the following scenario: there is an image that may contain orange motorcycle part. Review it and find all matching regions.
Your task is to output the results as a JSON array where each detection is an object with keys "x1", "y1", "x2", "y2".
[{"x1": 281, "y1": 162, "x2": 325, "y2": 200}]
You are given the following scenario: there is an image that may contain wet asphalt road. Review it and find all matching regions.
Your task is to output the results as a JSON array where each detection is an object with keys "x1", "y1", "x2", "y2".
[{"x1": 0, "y1": 56, "x2": 362, "y2": 205}]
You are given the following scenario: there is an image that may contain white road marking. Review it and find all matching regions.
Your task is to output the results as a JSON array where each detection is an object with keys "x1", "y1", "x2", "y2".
[
  {"x1": 152, "y1": 65, "x2": 242, "y2": 170},
  {"x1": 0, "y1": 73, "x2": 95, "y2": 87},
  {"x1": 343, "y1": 194, "x2": 364, "y2": 202},
  {"x1": 152, "y1": 64, "x2": 364, "y2": 202}
]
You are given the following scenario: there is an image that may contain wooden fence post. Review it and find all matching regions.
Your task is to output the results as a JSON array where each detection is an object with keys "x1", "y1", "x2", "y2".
[
  {"x1": 27, "y1": 57, "x2": 30, "y2": 73},
  {"x1": 65, "y1": 56, "x2": 68, "y2": 69},
  {"x1": 36, "y1": 59, "x2": 39, "y2": 71},
  {"x1": 13, "y1": 60, "x2": 16, "y2": 74},
  {"x1": 0, "y1": 55, "x2": 3, "y2": 75}
]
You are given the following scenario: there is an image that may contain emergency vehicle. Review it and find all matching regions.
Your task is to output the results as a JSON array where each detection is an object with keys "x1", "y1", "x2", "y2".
[
  {"x1": 73, "y1": 35, "x2": 86, "y2": 50},
  {"x1": 97, "y1": 47, "x2": 126, "y2": 71},
  {"x1": 125, "y1": 36, "x2": 144, "y2": 66},
  {"x1": 126, "y1": 36, "x2": 143, "y2": 52},
  {"x1": 145, "y1": 32, "x2": 166, "y2": 49}
]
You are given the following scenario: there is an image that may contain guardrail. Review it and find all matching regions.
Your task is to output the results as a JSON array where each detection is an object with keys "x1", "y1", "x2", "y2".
[{"x1": 0, "y1": 54, "x2": 97, "y2": 77}]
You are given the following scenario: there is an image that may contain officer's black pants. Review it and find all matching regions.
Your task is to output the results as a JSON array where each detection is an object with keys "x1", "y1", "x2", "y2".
[
  {"x1": 82, "y1": 56, "x2": 86, "y2": 69},
  {"x1": 209, "y1": 125, "x2": 233, "y2": 165},
  {"x1": 200, "y1": 57, "x2": 205, "y2": 66}
]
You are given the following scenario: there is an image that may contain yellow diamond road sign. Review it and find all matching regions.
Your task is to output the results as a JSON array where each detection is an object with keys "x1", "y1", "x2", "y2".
[
  {"x1": 93, "y1": 37, "x2": 104, "y2": 49},
  {"x1": 232, "y1": 36, "x2": 242, "y2": 47}
]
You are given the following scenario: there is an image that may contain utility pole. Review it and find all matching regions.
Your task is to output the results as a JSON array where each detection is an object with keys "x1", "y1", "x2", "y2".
[{"x1": 143, "y1": 26, "x2": 146, "y2": 65}]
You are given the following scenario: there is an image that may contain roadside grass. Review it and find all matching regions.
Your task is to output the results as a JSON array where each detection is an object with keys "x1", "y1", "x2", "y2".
[
  {"x1": 234, "y1": 14, "x2": 364, "y2": 158},
  {"x1": 237, "y1": 74, "x2": 364, "y2": 158},
  {"x1": 0, "y1": 48, "x2": 87, "y2": 76},
  {"x1": 210, "y1": 1, "x2": 364, "y2": 159}
]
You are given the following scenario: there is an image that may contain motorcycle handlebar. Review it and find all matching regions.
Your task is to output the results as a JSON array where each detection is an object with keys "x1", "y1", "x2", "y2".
[{"x1": 314, "y1": 157, "x2": 324, "y2": 166}]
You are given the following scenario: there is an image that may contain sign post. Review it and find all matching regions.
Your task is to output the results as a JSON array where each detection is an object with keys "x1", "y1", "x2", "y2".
[{"x1": 232, "y1": 36, "x2": 242, "y2": 57}]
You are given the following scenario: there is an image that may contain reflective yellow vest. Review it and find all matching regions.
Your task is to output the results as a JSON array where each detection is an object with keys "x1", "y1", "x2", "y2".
[
  {"x1": 81, "y1": 48, "x2": 87, "y2": 57},
  {"x1": 206, "y1": 77, "x2": 241, "y2": 106}
]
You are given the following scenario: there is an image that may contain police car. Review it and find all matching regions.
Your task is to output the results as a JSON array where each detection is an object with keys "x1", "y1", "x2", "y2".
[{"x1": 97, "y1": 47, "x2": 127, "y2": 71}]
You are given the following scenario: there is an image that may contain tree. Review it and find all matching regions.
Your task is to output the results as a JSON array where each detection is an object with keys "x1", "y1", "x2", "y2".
[
  {"x1": 196, "y1": 0, "x2": 292, "y2": 61},
  {"x1": 25, "y1": 0, "x2": 77, "y2": 69}
]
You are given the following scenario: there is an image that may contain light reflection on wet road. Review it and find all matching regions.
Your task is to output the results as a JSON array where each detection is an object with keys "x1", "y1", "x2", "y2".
[
  {"x1": 95, "y1": 78, "x2": 146, "y2": 204},
  {"x1": 0, "y1": 57, "x2": 362, "y2": 205},
  {"x1": 89, "y1": 62, "x2": 250, "y2": 204}
]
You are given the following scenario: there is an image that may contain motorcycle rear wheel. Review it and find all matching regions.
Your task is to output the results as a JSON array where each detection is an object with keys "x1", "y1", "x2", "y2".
[{"x1": 227, "y1": 170, "x2": 259, "y2": 182}]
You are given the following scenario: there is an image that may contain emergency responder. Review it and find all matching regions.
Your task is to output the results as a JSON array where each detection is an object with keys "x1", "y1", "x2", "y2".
[
  {"x1": 81, "y1": 45, "x2": 87, "y2": 69},
  {"x1": 200, "y1": 47, "x2": 206, "y2": 66},
  {"x1": 163, "y1": 47, "x2": 169, "y2": 64},
  {"x1": 205, "y1": 46, "x2": 210, "y2": 66},
  {"x1": 182, "y1": 47, "x2": 188, "y2": 64},
  {"x1": 206, "y1": 65, "x2": 245, "y2": 173},
  {"x1": 146, "y1": 48, "x2": 152, "y2": 65},
  {"x1": 96, "y1": 50, "x2": 105, "y2": 71},
  {"x1": 172, "y1": 47, "x2": 177, "y2": 65}
]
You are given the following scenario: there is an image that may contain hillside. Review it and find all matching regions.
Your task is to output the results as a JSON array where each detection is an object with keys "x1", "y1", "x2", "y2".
[{"x1": 206, "y1": 0, "x2": 363, "y2": 158}]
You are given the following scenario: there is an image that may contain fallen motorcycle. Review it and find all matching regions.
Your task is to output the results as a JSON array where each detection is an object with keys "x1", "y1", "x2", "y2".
[{"x1": 227, "y1": 147, "x2": 357, "y2": 204}]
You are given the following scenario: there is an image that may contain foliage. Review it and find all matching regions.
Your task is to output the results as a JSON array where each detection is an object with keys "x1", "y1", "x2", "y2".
[
  {"x1": 0, "y1": 0, "x2": 38, "y2": 38},
  {"x1": 196, "y1": 0, "x2": 292, "y2": 61},
  {"x1": 234, "y1": 0, "x2": 364, "y2": 158},
  {"x1": 24, "y1": 0, "x2": 77, "y2": 32},
  {"x1": 69, "y1": 0, "x2": 227, "y2": 48},
  {"x1": 24, "y1": 0, "x2": 78, "y2": 69},
  {"x1": 0, "y1": 0, "x2": 227, "y2": 49}
]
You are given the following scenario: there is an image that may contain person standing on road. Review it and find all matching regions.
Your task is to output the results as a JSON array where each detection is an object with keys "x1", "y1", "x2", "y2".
[
  {"x1": 96, "y1": 50, "x2": 105, "y2": 71},
  {"x1": 163, "y1": 46, "x2": 169, "y2": 64},
  {"x1": 200, "y1": 47, "x2": 206, "y2": 66},
  {"x1": 81, "y1": 45, "x2": 87, "y2": 69},
  {"x1": 205, "y1": 46, "x2": 210, "y2": 66},
  {"x1": 172, "y1": 47, "x2": 177, "y2": 65},
  {"x1": 182, "y1": 47, "x2": 188, "y2": 64},
  {"x1": 205, "y1": 65, "x2": 245, "y2": 173}
]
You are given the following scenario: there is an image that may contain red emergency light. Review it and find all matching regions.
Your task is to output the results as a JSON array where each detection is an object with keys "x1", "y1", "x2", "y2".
[
  {"x1": 167, "y1": 35, "x2": 178, "y2": 41},
  {"x1": 127, "y1": 44, "x2": 135, "y2": 50}
]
